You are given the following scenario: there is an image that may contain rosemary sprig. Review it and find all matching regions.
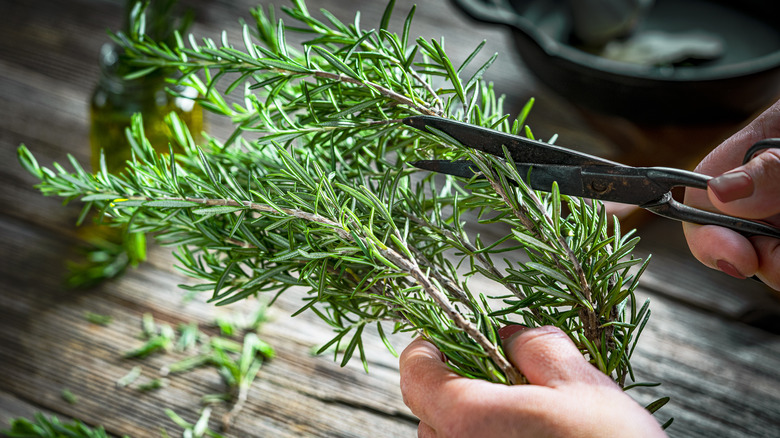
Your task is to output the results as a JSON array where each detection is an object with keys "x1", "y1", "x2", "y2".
[
  {"x1": 18, "y1": 0, "x2": 656, "y2": 397},
  {"x1": 2, "y1": 414, "x2": 122, "y2": 438}
]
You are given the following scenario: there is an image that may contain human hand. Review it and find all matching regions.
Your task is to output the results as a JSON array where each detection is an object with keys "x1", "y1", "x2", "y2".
[
  {"x1": 683, "y1": 100, "x2": 780, "y2": 290},
  {"x1": 399, "y1": 325, "x2": 666, "y2": 438}
]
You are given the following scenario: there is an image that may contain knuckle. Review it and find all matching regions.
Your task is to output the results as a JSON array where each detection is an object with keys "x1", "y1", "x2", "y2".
[{"x1": 750, "y1": 148, "x2": 780, "y2": 182}]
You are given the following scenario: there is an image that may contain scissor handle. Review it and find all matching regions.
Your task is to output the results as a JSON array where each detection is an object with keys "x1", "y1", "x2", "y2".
[
  {"x1": 742, "y1": 138, "x2": 780, "y2": 164},
  {"x1": 651, "y1": 138, "x2": 780, "y2": 238},
  {"x1": 644, "y1": 193, "x2": 780, "y2": 239}
]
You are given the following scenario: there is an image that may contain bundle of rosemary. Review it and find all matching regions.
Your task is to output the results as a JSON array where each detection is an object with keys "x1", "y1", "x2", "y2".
[{"x1": 18, "y1": 0, "x2": 661, "y2": 412}]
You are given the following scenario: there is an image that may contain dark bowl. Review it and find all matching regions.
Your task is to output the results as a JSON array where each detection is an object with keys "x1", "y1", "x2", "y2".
[{"x1": 451, "y1": 0, "x2": 780, "y2": 123}]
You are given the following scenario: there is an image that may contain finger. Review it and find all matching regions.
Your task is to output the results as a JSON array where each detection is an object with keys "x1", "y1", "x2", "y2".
[
  {"x1": 417, "y1": 421, "x2": 437, "y2": 438},
  {"x1": 398, "y1": 337, "x2": 462, "y2": 424},
  {"x1": 753, "y1": 236, "x2": 780, "y2": 290},
  {"x1": 503, "y1": 326, "x2": 616, "y2": 389},
  {"x1": 707, "y1": 149, "x2": 780, "y2": 218},
  {"x1": 682, "y1": 222, "x2": 758, "y2": 279},
  {"x1": 693, "y1": 99, "x2": 780, "y2": 179}
]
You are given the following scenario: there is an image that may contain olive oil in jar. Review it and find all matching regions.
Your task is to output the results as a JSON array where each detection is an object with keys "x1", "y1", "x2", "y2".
[
  {"x1": 73, "y1": 41, "x2": 202, "y2": 288},
  {"x1": 67, "y1": 0, "x2": 200, "y2": 288},
  {"x1": 89, "y1": 42, "x2": 203, "y2": 173}
]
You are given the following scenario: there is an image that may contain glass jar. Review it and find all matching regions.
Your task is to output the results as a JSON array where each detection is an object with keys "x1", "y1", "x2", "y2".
[
  {"x1": 72, "y1": 42, "x2": 203, "y2": 287},
  {"x1": 90, "y1": 42, "x2": 203, "y2": 173}
]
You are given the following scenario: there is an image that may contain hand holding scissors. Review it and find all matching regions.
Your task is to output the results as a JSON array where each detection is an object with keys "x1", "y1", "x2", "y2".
[
  {"x1": 403, "y1": 115, "x2": 780, "y2": 239},
  {"x1": 403, "y1": 114, "x2": 780, "y2": 288}
]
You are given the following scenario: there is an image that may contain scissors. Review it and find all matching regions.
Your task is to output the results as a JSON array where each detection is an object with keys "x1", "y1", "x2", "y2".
[{"x1": 403, "y1": 115, "x2": 780, "y2": 239}]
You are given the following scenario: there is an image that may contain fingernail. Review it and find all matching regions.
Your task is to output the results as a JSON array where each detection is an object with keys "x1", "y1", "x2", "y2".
[
  {"x1": 716, "y1": 260, "x2": 746, "y2": 280},
  {"x1": 709, "y1": 171, "x2": 754, "y2": 203},
  {"x1": 498, "y1": 324, "x2": 527, "y2": 340}
]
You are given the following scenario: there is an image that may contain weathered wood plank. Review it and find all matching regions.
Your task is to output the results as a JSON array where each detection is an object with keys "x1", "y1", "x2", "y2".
[
  {"x1": 0, "y1": 391, "x2": 63, "y2": 432},
  {"x1": 626, "y1": 287, "x2": 780, "y2": 437},
  {"x1": 634, "y1": 218, "x2": 780, "y2": 330},
  {"x1": 3, "y1": 205, "x2": 779, "y2": 437},
  {"x1": 0, "y1": 214, "x2": 418, "y2": 437}
]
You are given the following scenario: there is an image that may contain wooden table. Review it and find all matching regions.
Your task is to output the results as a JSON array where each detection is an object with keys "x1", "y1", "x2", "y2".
[{"x1": 1, "y1": 1, "x2": 779, "y2": 437}]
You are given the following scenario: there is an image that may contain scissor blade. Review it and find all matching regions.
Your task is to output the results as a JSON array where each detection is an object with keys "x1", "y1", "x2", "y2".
[
  {"x1": 403, "y1": 115, "x2": 619, "y2": 167},
  {"x1": 411, "y1": 160, "x2": 594, "y2": 199},
  {"x1": 410, "y1": 160, "x2": 673, "y2": 205}
]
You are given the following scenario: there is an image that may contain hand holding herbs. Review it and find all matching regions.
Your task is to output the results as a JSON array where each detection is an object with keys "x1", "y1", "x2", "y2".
[
  {"x1": 683, "y1": 98, "x2": 780, "y2": 291},
  {"x1": 400, "y1": 325, "x2": 667, "y2": 438},
  {"x1": 18, "y1": 0, "x2": 664, "y2": 423}
]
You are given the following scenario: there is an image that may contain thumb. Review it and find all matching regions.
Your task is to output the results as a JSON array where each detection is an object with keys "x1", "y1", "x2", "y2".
[
  {"x1": 503, "y1": 326, "x2": 615, "y2": 388},
  {"x1": 707, "y1": 148, "x2": 780, "y2": 218}
]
